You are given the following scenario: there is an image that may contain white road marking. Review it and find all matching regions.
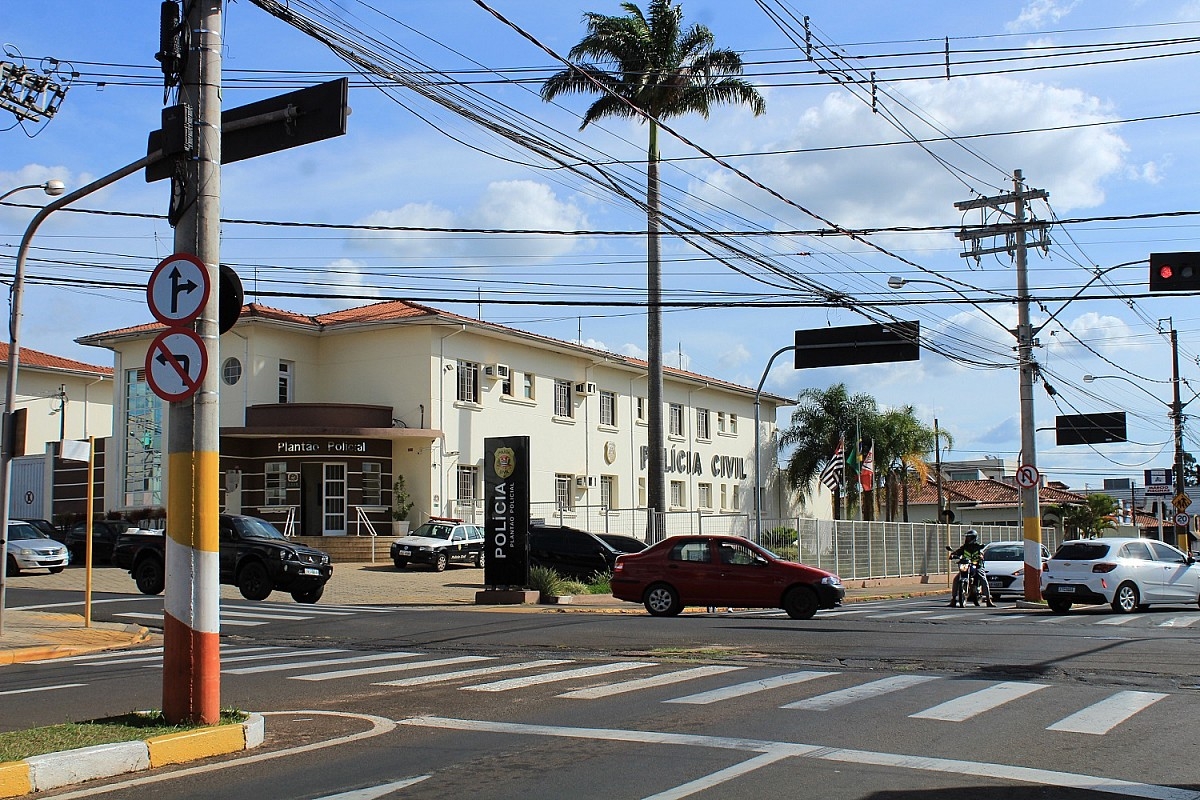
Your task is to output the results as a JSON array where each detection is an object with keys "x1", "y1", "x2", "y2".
[
  {"x1": 664, "y1": 670, "x2": 838, "y2": 705},
  {"x1": 376, "y1": 659, "x2": 573, "y2": 687},
  {"x1": 1046, "y1": 690, "x2": 1168, "y2": 735},
  {"x1": 311, "y1": 776, "x2": 431, "y2": 800},
  {"x1": 219, "y1": 609, "x2": 315, "y2": 621},
  {"x1": 74, "y1": 646, "x2": 308, "y2": 668},
  {"x1": 924, "y1": 613, "x2": 967, "y2": 620},
  {"x1": 1094, "y1": 616, "x2": 1137, "y2": 625},
  {"x1": 867, "y1": 610, "x2": 935, "y2": 619},
  {"x1": 464, "y1": 661, "x2": 656, "y2": 692},
  {"x1": 781, "y1": 674, "x2": 938, "y2": 710},
  {"x1": 909, "y1": 681, "x2": 1049, "y2": 721},
  {"x1": 641, "y1": 749, "x2": 797, "y2": 800},
  {"x1": 221, "y1": 604, "x2": 353, "y2": 617},
  {"x1": 1157, "y1": 616, "x2": 1199, "y2": 628},
  {"x1": 290, "y1": 655, "x2": 491, "y2": 681},
  {"x1": 558, "y1": 665, "x2": 743, "y2": 699},
  {"x1": 28, "y1": 646, "x2": 165, "y2": 665},
  {"x1": 10, "y1": 598, "x2": 157, "y2": 611},
  {"x1": 0, "y1": 683, "x2": 86, "y2": 696},
  {"x1": 111, "y1": 611, "x2": 265, "y2": 627},
  {"x1": 224, "y1": 651, "x2": 421, "y2": 675},
  {"x1": 401, "y1": 716, "x2": 1199, "y2": 800}
]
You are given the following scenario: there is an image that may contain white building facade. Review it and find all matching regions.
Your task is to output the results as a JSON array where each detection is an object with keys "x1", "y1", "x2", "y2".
[{"x1": 79, "y1": 300, "x2": 791, "y2": 538}]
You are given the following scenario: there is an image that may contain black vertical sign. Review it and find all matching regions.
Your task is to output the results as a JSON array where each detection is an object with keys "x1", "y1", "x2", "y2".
[{"x1": 484, "y1": 436, "x2": 530, "y2": 587}]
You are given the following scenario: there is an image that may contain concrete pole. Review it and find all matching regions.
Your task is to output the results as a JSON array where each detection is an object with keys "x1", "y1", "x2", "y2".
[
  {"x1": 162, "y1": 0, "x2": 223, "y2": 725},
  {"x1": 1014, "y1": 169, "x2": 1043, "y2": 602},
  {"x1": 1169, "y1": 325, "x2": 1189, "y2": 551},
  {"x1": 645, "y1": 119, "x2": 665, "y2": 540}
]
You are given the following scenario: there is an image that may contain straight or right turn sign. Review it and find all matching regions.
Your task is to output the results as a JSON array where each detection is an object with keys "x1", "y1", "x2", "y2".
[{"x1": 145, "y1": 328, "x2": 208, "y2": 402}]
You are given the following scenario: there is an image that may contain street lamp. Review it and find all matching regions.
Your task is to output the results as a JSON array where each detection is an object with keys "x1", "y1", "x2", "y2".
[
  {"x1": 0, "y1": 180, "x2": 65, "y2": 204},
  {"x1": 886, "y1": 275, "x2": 1013, "y2": 333}
]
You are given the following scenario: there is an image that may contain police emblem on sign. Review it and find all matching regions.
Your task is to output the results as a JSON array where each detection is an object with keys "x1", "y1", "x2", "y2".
[{"x1": 494, "y1": 448, "x2": 516, "y2": 479}]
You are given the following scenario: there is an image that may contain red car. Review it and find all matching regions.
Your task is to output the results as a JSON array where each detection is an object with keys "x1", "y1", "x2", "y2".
[{"x1": 611, "y1": 534, "x2": 844, "y2": 619}]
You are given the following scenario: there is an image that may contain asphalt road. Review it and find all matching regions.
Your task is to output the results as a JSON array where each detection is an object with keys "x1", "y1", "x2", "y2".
[{"x1": 4, "y1": 586, "x2": 1200, "y2": 798}]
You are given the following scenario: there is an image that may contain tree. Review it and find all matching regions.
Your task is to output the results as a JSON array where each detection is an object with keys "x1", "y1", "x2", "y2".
[
  {"x1": 872, "y1": 406, "x2": 940, "y2": 523},
  {"x1": 779, "y1": 384, "x2": 876, "y2": 519},
  {"x1": 1052, "y1": 494, "x2": 1118, "y2": 539},
  {"x1": 542, "y1": 0, "x2": 764, "y2": 517}
]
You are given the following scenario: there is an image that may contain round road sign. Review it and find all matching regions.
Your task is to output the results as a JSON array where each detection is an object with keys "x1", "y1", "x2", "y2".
[
  {"x1": 147, "y1": 253, "x2": 210, "y2": 326},
  {"x1": 1015, "y1": 464, "x2": 1040, "y2": 488},
  {"x1": 1175, "y1": 512, "x2": 1190, "y2": 528},
  {"x1": 145, "y1": 328, "x2": 208, "y2": 402}
]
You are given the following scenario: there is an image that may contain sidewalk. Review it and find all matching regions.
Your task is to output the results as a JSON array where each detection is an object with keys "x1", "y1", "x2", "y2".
[{"x1": 0, "y1": 563, "x2": 952, "y2": 664}]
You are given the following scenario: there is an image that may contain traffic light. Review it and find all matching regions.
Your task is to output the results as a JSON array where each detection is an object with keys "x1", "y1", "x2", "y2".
[{"x1": 1149, "y1": 252, "x2": 1200, "y2": 292}]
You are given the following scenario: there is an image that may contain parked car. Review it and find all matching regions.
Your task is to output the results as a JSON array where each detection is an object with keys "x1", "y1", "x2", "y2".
[
  {"x1": 5, "y1": 520, "x2": 69, "y2": 576},
  {"x1": 1041, "y1": 537, "x2": 1200, "y2": 614},
  {"x1": 390, "y1": 518, "x2": 485, "y2": 571},
  {"x1": 528, "y1": 524, "x2": 620, "y2": 580},
  {"x1": 982, "y1": 540, "x2": 1050, "y2": 600},
  {"x1": 111, "y1": 514, "x2": 333, "y2": 603},
  {"x1": 611, "y1": 534, "x2": 845, "y2": 619},
  {"x1": 16, "y1": 518, "x2": 64, "y2": 544},
  {"x1": 64, "y1": 519, "x2": 133, "y2": 564},
  {"x1": 596, "y1": 533, "x2": 648, "y2": 554}
]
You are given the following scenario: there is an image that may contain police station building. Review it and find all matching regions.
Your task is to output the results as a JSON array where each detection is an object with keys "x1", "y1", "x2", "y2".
[{"x1": 79, "y1": 300, "x2": 791, "y2": 538}]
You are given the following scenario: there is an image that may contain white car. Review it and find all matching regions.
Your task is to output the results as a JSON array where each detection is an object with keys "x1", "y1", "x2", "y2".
[
  {"x1": 1041, "y1": 537, "x2": 1200, "y2": 614},
  {"x1": 5, "y1": 520, "x2": 69, "y2": 576},
  {"x1": 982, "y1": 540, "x2": 1050, "y2": 600}
]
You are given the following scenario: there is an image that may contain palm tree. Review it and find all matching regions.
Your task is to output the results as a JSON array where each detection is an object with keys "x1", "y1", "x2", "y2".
[
  {"x1": 1051, "y1": 494, "x2": 1117, "y2": 538},
  {"x1": 542, "y1": 0, "x2": 765, "y2": 517},
  {"x1": 872, "y1": 406, "x2": 940, "y2": 522},
  {"x1": 779, "y1": 384, "x2": 877, "y2": 519}
]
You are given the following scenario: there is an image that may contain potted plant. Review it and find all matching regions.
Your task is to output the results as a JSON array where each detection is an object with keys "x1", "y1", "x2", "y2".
[{"x1": 391, "y1": 475, "x2": 414, "y2": 535}]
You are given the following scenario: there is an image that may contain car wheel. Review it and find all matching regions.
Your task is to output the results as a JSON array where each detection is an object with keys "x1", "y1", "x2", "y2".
[
  {"x1": 237, "y1": 562, "x2": 273, "y2": 601},
  {"x1": 1111, "y1": 582, "x2": 1139, "y2": 614},
  {"x1": 393, "y1": 558, "x2": 409, "y2": 570},
  {"x1": 474, "y1": 550, "x2": 485, "y2": 568},
  {"x1": 133, "y1": 557, "x2": 165, "y2": 595},
  {"x1": 291, "y1": 584, "x2": 325, "y2": 604},
  {"x1": 1048, "y1": 599, "x2": 1072, "y2": 614},
  {"x1": 433, "y1": 552, "x2": 448, "y2": 572},
  {"x1": 5, "y1": 556, "x2": 20, "y2": 577},
  {"x1": 783, "y1": 586, "x2": 819, "y2": 620},
  {"x1": 643, "y1": 583, "x2": 681, "y2": 616}
]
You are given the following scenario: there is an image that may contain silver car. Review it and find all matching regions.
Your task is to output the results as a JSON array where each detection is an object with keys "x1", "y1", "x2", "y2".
[
  {"x1": 1041, "y1": 537, "x2": 1200, "y2": 614},
  {"x1": 5, "y1": 520, "x2": 69, "y2": 576},
  {"x1": 982, "y1": 540, "x2": 1050, "y2": 600}
]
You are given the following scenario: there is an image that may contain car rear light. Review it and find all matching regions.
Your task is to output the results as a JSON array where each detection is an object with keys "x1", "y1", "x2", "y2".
[
  {"x1": 1091, "y1": 563, "x2": 1117, "y2": 573},
  {"x1": 613, "y1": 562, "x2": 624, "y2": 573}
]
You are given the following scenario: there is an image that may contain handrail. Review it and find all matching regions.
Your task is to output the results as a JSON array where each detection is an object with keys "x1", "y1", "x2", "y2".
[{"x1": 354, "y1": 506, "x2": 380, "y2": 537}]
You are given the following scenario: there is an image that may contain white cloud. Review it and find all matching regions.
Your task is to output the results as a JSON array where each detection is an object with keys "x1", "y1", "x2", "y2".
[{"x1": 1006, "y1": 0, "x2": 1081, "y2": 33}]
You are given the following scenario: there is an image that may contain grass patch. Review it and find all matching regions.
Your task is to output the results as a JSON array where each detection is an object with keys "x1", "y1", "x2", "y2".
[
  {"x1": 649, "y1": 646, "x2": 746, "y2": 659},
  {"x1": 528, "y1": 566, "x2": 612, "y2": 597},
  {"x1": 0, "y1": 709, "x2": 247, "y2": 763}
]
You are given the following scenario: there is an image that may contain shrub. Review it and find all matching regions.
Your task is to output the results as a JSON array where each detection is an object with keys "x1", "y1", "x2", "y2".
[{"x1": 528, "y1": 565, "x2": 568, "y2": 597}]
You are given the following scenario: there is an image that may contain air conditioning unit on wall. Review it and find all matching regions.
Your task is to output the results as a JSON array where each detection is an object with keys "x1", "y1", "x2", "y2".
[
  {"x1": 575, "y1": 475, "x2": 598, "y2": 489},
  {"x1": 574, "y1": 381, "x2": 597, "y2": 395},
  {"x1": 483, "y1": 363, "x2": 510, "y2": 380}
]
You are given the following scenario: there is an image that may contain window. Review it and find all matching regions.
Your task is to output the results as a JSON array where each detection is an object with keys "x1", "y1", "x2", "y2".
[
  {"x1": 717, "y1": 411, "x2": 727, "y2": 434},
  {"x1": 554, "y1": 473, "x2": 574, "y2": 511},
  {"x1": 696, "y1": 408, "x2": 710, "y2": 440},
  {"x1": 265, "y1": 461, "x2": 288, "y2": 506},
  {"x1": 457, "y1": 360, "x2": 479, "y2": 403},
  {"x1": 500, "y1": 374, "x2": 513, "y2": 397},
  {"x1": 361, "y1": 463, "x2": 382, "y2": 505},
  {"x1": 731, "y1": 485, "x2": 740, "y2": 510},
  {"x1": 638, "y1": 477, "x2": 646, "y2": 507},
  {"x1": 600, "y1": 475, "x2": 615, "y2": 510},
  {"x1": 636, "y1": 396, "x2": 646, "y2": 422},
  {"x1": 278, "y1": 360, "x2": 294, "y2": 403},
  {"x1": 124, "y1": 368, "x2": 163, "y2": 507},
  {"x1": 698, "y1": 483, "x2": 712, "y2": 509},
  {"x1": 729, "y1": 413, "x2": 738, "y2": 434},
  {"x1": 523, "y1": 372, "x2": 535, "y2": 400},
  {"x1": 457, "y1": 465, "x2": 478, "y2": 503},
  {"x1": 221, "y1": 357, "x2": 242, "y2": 386},
  {"x1": 554, "y1": 379, "x2": 573, "y2": 418},
  {"x1": 720, "y1": 484, "x2": 728, "y2": 510},
  {"x1": 668, "y1": 403, "x2": 684, "y2": 437},
  {"x1": 670, "y1": 479, "x2": 685, "y2": 508},
  {"x1": 669, "y1": 540, "x2": 710, "y2": 563},
  {"x1": 600, "y1": 390, "x2": 617, "y2": 427}
]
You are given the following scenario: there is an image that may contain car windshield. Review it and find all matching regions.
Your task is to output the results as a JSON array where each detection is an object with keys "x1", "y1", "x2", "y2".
[
  {"x1": 236, "y1": 517, "x2": 288, "y2": 540},
  {"x1": 411, "y1": 522, "x2": 454, "y2": 541},
  {"x1": 984, "y1": 545, "x2": 1023, "y2": 561},
  {"x1": 1053, "y1": 542, "x2": 1111, "y2": 560},
  {"x1": 8, "y1": 524, "x2": 49, "y2": 541}
]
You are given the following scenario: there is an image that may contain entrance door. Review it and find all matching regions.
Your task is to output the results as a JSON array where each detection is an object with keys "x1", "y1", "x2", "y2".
[
  {"x1": 323, "y1": 462, "x2": 347, "y2": 535},
  {"x1": 301, "y1": 464, "x2": 323, "y2": 536}
]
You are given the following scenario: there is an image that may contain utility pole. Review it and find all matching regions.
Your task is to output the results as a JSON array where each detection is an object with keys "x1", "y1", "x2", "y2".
[
  {"x1": 955, "y1": 169, "x2": 1049, "y2": 602},
  {"x1": 1168, "y1": 322, "x2": 1191, "y2": 551},
  {"x1": 161, "y1": 0, "x2": 223, "y2": 725}
]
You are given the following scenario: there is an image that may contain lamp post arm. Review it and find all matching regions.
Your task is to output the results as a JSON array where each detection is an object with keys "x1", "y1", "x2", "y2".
[
  {"x1": 1031, "y1": 262, "x2": 1131, "y2": 337},
  {"x1": 754, "y1": 344, "x2": 796, "y2": 543}
]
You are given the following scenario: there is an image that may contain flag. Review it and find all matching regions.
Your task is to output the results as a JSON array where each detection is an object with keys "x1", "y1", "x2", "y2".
[
  {"x1": 845, "y1": 438, "x2": 860, "y2": 480},
  {"x1": 860, "y1": 440, "x2": 875, "y2": 492},
  {"x1": 819, "y1": 436, "x2": 845, "y2": 491}
]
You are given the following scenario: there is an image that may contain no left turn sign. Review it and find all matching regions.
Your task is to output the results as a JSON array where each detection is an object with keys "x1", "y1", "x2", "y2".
[{"x1": 145, "y1": 328, "x2": 207, "y2": 402}]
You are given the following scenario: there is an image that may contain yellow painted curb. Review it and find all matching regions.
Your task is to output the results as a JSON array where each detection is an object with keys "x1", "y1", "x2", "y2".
[
  {"x1": 0, "y1": 761, "x2": 32, "y2": 799},
  {"x1": 146, "y1": 722, "x2": 246, "y2": 767}
]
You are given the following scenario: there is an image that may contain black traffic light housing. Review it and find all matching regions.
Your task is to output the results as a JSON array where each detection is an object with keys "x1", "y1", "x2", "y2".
[{"x1": 1149, "y1": 252, "x2": 1200, "y2": 292}]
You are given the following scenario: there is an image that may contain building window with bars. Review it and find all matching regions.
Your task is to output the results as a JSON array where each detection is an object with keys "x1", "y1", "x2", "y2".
[
  {"x1": 457, "y1": 360, "x2": 480, "y2": 403},
  {"x1": 698, "y1": 482, "x2": 712, "y2": 509},
  {"x1": 265, "y1": 461, "x2": 288, "y2": 506},
  {"x1": 670, "y1": 480, "x2": 686, "y2": 508},
  {"x1": 668, "y1": 403, "x2": 684, "y2": 437},
  {"x1": 361, "y1": 463, "x2": 382, "y2": 505},
  {"x1": 600, "y1": 475, "x2": 615, "y2": 510},
  {"x1": 554, "y1": 379, "x2": 573, "y2": 418},
  {"x1": 457, "y1": 465, "x2": 478, "y2": 504},
  {"x1": 554, "y1": 473, "x2": 574, "y2": 510},
  {"x1": 600, "y1": 390, "x2": 617, "y2": 427}
]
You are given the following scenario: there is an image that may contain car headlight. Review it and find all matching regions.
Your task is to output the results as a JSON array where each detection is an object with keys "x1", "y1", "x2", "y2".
[
  {"x1": 820, "y1": 575, "x2": 842, "y2": 586},
  {"x1": 19, "y1": 548, "x2": 34, "y2": 556}
]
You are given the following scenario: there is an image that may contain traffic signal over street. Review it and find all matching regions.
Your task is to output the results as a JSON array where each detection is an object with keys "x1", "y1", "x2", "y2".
[{"x1": 1149, "y1": 252, "x2": 1200, "y2": 292}]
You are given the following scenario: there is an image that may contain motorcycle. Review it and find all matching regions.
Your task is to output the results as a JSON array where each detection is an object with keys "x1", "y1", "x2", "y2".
[{"x1": 946, "y1": 548, "x2": 987, "y2": 607}]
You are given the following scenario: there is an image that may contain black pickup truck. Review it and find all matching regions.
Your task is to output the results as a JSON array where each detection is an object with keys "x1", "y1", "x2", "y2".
[{"x1": 111, "y1": 514, "x2": 333, "y2": 604}]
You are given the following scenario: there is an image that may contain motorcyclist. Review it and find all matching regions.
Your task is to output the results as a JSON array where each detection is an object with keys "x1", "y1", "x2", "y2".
[{"x1": 947, "y1": 530, "x2": 995, "y2": 607}]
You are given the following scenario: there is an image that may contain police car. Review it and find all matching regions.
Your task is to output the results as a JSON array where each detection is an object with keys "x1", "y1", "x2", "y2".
[{"x1": 390, "y1": 517, "x2": 485, "y2": 571}]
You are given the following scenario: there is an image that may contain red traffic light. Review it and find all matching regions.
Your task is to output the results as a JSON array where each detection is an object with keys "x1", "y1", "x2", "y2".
[
  {"x1": 1159, "y1": 264, "x2": 1174, "y2": 281},
  {"x1": 1150, "y1": 252, "x2": 1200, "y2": 292}
]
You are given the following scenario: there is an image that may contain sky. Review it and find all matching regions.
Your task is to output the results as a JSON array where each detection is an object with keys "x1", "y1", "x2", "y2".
[{"x1": 3, "y1": 0, "x2": 1200, "y2": 494}]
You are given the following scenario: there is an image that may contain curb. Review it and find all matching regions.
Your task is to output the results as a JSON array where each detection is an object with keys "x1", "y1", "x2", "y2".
[
  {"x1": 0, "y1": 624, "x2": 156, "y2": 666},
  {"x1": 0, "y1": 713, "x2": 264, "y2": 798}
]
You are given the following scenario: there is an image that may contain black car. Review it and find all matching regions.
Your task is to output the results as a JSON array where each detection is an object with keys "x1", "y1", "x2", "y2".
[
  {"x1": 528, "y1": 524, "x2": 620, "y2": 580},
  {"x1": 390, "y1": 518, "x2": 485, "y2": 571},
  {"x1": 111, "y1": 514, "x2": 333, "y2": 604},
  {"x1": 597, "y1": 533, "x2": 648, "y2": 554},
  {"x1": 64, "y1": 519, "x2": 133, "y2": 564}
]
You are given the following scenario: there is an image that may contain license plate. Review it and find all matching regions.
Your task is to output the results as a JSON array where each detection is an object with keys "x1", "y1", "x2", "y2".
[
  {"x1": 1059, "y1": 585, "x2": 1075, "y2": 593},
  {"x1": 988, "y1": 578, "x2": 1001, "y2": 586},
  {"x1": 399, "y1": 548, "x2": 411, "y2": 555},
  {"x1": 301, "y1": 568, "x2": 320, "y2": 576}
]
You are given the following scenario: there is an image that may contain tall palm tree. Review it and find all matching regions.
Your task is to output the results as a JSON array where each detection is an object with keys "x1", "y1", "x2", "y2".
[
  {"x1": 873, "y1": 406, "x2": 939, "y2": 522},
  {"x1": 779, "y1": 384, "x2": 876, "y2": 519},
  {"x1": 542, "y1": 0, "x2": 765, "y2": 517}
]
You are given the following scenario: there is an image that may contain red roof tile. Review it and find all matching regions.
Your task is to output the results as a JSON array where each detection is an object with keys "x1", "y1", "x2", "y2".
[{"x1": 0, "y1": 343, "x2": 111, "y2": 376}]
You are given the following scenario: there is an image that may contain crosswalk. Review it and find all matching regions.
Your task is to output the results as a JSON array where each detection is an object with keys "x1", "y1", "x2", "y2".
[
  {"x1": 108, "y1": 601, "x2": 398, "y2": 628},
  {"x1": 23, "y1": 643, "x2": 1173, "y2": 738},
  {"x1": 779, "y1": 599, "x2": 1200, "y2": 630}
]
